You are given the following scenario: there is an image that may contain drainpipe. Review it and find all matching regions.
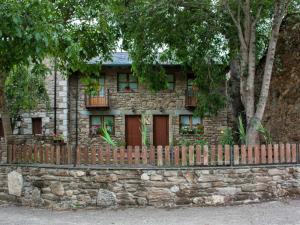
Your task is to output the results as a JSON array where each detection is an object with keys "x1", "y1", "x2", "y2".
[{"x1": 54, "y1": 58, "x2": 57, "y2": 134}]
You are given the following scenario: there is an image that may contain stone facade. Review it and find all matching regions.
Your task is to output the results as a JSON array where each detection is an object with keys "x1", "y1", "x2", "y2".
[
  {"x1": 0, "y1": 61, "x2": 228, "y2": 148},
  {"x1": 0, "y1": 165, "x2": 299, "y2": 209},
  {"x1": 69, "y1": 66, "x2": 228, "y2": 146}
]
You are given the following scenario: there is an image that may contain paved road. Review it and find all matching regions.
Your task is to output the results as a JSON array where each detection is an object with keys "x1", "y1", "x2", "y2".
[{"x1": 0, "y1": 200, "x2": 299, "y2": 225}]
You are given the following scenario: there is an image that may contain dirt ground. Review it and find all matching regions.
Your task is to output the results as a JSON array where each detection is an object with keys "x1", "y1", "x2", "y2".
[{"x1": 0, "y1": 200, "x2": 299, "y2": 225}]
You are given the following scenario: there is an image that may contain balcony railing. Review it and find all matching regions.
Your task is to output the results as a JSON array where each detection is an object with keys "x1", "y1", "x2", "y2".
[
  {"x1": 185, "y1": 89, "x2": 197, "y2": 108},
  {"x1": 86, "y1": 89, "x2": 110, "y2": 109}
]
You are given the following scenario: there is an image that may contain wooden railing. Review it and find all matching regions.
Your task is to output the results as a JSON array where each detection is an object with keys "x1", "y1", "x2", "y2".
[
  {"x1": 185, "y1": 89, "x2": 197, "y2": 108},
  {"x1": 85, "y1": 89, "x2": 109, "y2": 108},
  {"x1": 5, "y1": 144, "x2": 300, "y2": 167}
]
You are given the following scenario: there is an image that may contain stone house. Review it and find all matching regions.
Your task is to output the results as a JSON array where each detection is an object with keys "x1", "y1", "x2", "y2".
[{"x1": 0, "y1": 52, "x2": 228, "y2": 146}]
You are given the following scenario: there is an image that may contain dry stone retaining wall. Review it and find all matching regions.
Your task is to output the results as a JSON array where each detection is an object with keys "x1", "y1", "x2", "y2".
[{"x1": 0, "y1": 165, "x2": 299, "y2": 209}]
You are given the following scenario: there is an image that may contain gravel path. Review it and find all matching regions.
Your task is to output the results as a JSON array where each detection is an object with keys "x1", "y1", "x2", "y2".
[{"x1": 0, "y1": 200, "x2": 299, "y2": 225}]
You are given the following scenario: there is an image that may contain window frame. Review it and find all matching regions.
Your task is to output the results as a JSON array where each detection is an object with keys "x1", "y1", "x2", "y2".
[
  {"x1": 166, "y1": 74, "x2": 175, "y2": 91},
  {"x1": 32, "y1": 117, "x2": 43, "y2": 135},
  {"x1": 187, "y1": 73, "x2": 195, "y2": 90},
  {"x1": 179, "y1": 115, "x2": 203, "y2": 135},
  {"x1": 117, "y1": 73, "x2": 138, "y2": 93},
  {"x1": 90, "y1": 115, "x2": 115, "y2": 136}
]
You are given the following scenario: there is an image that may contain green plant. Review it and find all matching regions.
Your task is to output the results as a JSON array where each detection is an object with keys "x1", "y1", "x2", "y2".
[
  {"x1": 238, "y1": 115, "x2": 247, "y2": 145},
  {"x1": 140, "y1": 116, "x2": 149, "y2": 146},
  {"x1": 219, "y1": 127, "x2": 234, "y2": 146},
  {"x1": 178, "y1": 133, "x2": 208, "y2": 146},
  {"x1": 256, "y1": 123, "x2": 272, "y2": 144},
  {"x1": 99, "y1": 125, "x2": 117, "y2": 147}
]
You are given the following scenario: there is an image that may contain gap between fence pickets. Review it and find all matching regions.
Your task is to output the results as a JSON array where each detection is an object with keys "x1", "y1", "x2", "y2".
[{"x1": 5, "y1": 143, "x2": 300, "y2": 166}]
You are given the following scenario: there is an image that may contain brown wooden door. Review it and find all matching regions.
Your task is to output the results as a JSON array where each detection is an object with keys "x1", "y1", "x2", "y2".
[
  {"x1": 153, "y1": 115, "x2": 169, "y2": 146},
  {"x1": 125, "y1": 115, "x2": 141, "y2": 146}
]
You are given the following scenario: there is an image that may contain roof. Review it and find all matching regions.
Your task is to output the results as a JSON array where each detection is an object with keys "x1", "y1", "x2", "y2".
[{"x1": 88, "y1": 52, "x2": 180, "y2": 66}]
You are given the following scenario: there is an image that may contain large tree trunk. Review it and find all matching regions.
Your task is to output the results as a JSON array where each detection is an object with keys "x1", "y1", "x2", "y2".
[{"x1": 0, "y1": 71, "x2": 12, "y2": 143}]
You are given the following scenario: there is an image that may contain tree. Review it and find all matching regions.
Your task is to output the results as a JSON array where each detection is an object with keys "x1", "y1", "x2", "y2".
[
  {"x1": 225, "y1": 0, "x2": 293, "y2": 144},
  {"x1": 0, "y1": 0, "x2": 55, "y2": 142},
  {"x1": 0, "y1": 0, "x2": 119, "y2": 142},
  {"x1": 113, "y1": 0, "x2": 298, "y2": 144}
]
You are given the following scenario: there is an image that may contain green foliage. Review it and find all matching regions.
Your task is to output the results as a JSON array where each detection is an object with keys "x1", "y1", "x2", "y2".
[
  {"x1": 113, "y1": 0, "x2": 228, "y2": 117},
  {"x1": 5, "y1": 63, "x2": 50, "y2": 127},
  {"x1": 99, "y1": 125, "x2": 117, "y2": 147},
  {"x1": 178, "y1": 134, "x2": 208, "y2": 146},
  {"x1": 256, "y1": 123, "x2": 272, "y2": 144},
  {"x1": 238, "y1": 115, "x2": 247, "y2": 145},
  {"x1": 219, "y1": 127, "x2": 234, "y2": 146}
]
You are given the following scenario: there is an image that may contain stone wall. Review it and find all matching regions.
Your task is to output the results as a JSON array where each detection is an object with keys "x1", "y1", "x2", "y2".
[
  {"x1": 0, "y1": 165, "x2": 299, "y2": 209},
  {"x1": 69, "y1": 67, "x2": 228, "y2": 146}
]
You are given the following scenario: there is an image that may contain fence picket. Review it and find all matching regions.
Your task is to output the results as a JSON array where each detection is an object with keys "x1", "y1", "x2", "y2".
[
  {"x1": 98, "y1": 146, "x2": 103, "y2": 164},
  {"x1": 56, "y1": 145, "x2": 61, "y2": 165},
  {"x1": 128, "y1": 146, "x2": 133, "y2": 165},
  {"x1": 120, "y1": 147, "x2": 125, "y2": 164},
  {"x1": 224, "y1": 145, "x2": 230, "y2": 165},
  {"x1": 291, "y1": 144, "x2": 297, "y2": 163},
  {"x1": 174, "y1": 146, "x2": 180, "y2": 166},
  {"x1": 189, "y1": 145, "x2": 194, "y2": 166},
  {"x1": 217, "y1": 145, "x2": 223, "y2": 165},
  {"x1": 254, "y1": 145, "x2": 260, "y2": 164},
  {"x1": 142, "y1": 146, "x2": 147, "y2": 165},
  {"x1": 76, "y1": 146, "x2": 81, "y2": 165},
  {"x1": 181, "y1": 146, "x2": 187, "y2": 166},
  {"x1": 91, "y1": 146, "x2": 96, "y2": 165},
  {"x1": 203, "y1": 145, "x2": 209, "y2": 166},
  {"x1": 286, "y1": 143, "x2": 291, "y2": 163},
  {"x1": 261, "y1": 145, "x2": 266, "y2": 164},
  {"x1": 164, "y1": 146, "x2": 170, "y2": 166},
  {"x1": 241, "y1": 145, "x2": 246, "y2": 165},
  {"x1": 273, "y1": 144, "x2": 279, "y2": 163},
  {"x1": 234, "y1": 145, "x2": 239, "y2": 165},
  {"x1": 134, "y1": 146, "x2": 140, "y2": 165},
  {"x1": 149, "y1": 146, "x2": 155, "y2": 165},
  {"x1": 157, "y1": 146, "x2": 163, "y2": 166},
  {"x1": 280, "y1": 143, "x2": 285, "y2": 163},
  {"x1": 247, "y1": 145, "x2": 253, "y2": 164},
  {"x1": 196, "y1": 145, "x2": 201, "y2": 166},
  {"x1": 267, "y1": 144, "x2": 273, "y2": 164},
  {"x1": 106, "y1": 145, "x2": 111, "y2": 164},
  {"x1": 210, "y1": 145, "x2": 216, "y2": 166}
]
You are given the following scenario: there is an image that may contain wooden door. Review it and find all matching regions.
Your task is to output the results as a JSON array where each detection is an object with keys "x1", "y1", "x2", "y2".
[
  {"x1": 125, "y1": 115, "x2": 141, "y2": 146},
  {"x1": 153, "y1": 115, "x2": 169, "y2": 146}
]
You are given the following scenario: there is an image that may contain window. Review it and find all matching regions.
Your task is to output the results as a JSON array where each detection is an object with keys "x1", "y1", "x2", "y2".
[
  {"x1": 0, "y1": 118, "x2": 4, "y2": 137},
  {"x1": 32, "y1": 118, "x2": 42, "y2": 135},
  {"x1": 180, "y1": 115, "x2": 203, "y2": 134},
  {"x1": 90, "y1": 115, "x2": 114, "y2": 135},
  {"x1": 167, "y1": 74, "x2": 175, "y2": 91},
  {"x1": 187, "y1": 74, "x2": 195, "y2": 90},
  {"x1": 117, "y1": 73, "x2": 138, "y2": 92},
  {"x1": 98, "y1": 75, "x2": 105, "y2": 96}
]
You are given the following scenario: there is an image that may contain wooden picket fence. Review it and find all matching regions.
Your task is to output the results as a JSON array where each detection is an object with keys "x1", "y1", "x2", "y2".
[{"x1": 6, "y1": 143, "x2": 300, "y2": 167}]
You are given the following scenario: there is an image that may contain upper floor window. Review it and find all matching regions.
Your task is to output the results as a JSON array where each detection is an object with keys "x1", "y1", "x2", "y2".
[
  {"x1": 117, "y1": 73, "x2": 138, "y2": 92},
  {"x1": 167, "y1": 74, "x2": 175, "y2": 91},
  {"x1": 180, "y1": 115, "x2": 203, "y2": 135},
  {"x1": 187, "y1": 74, "x2": 195, "y2": 90},
  {"x1": 90, "y1": 115, "x2": 115, "y2": 135},
  {"x1": 32, "y1": 118, "x2": 42, "y2": 135},
  {"x1": 0, "y1": 118, "x2": 4, "y2": 137}
]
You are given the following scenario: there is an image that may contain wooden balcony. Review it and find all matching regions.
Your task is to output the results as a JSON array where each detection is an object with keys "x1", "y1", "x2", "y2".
[
  {"x1": 185, "y1": 89, "x2": 197, "y2": 109},
  {"x1": 85, "y1": 89, "x2": 110, "y2": 109}
]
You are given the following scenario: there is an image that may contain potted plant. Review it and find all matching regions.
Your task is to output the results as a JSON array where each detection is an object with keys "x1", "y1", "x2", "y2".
[{"x1": 51, "y1": 132, "x2": 65, "y2": 145}]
